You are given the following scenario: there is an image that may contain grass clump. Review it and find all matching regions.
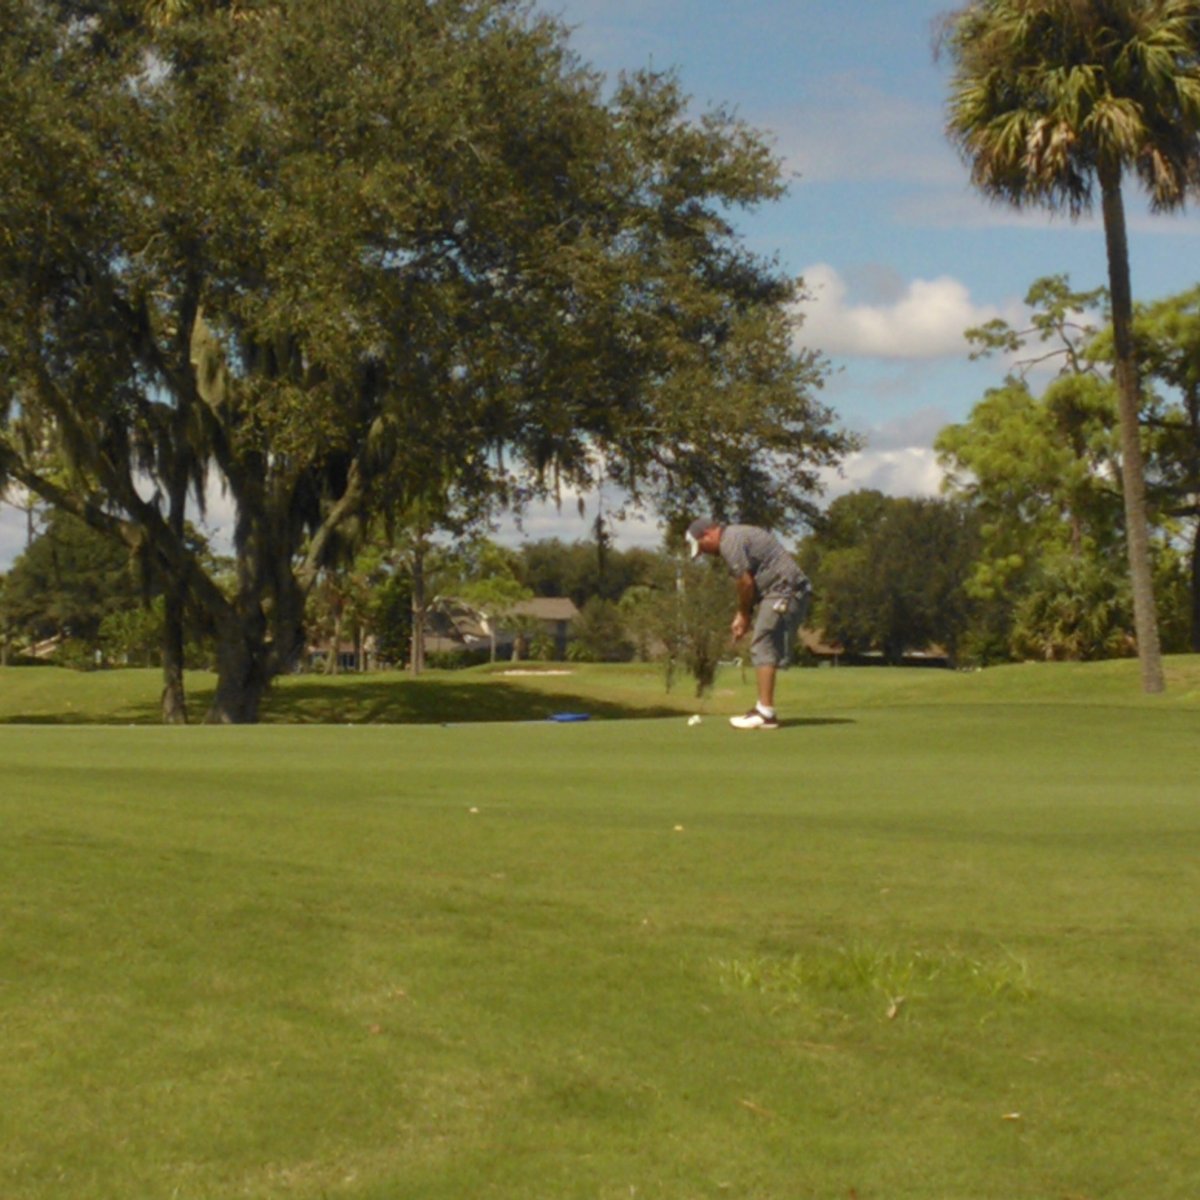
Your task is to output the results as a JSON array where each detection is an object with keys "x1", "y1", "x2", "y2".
[{"x1": 718, "y1": 941, "x2": 1035, "y2": 1015}]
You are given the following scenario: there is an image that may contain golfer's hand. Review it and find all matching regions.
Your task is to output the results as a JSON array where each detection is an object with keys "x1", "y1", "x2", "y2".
[{"x1": 731, "y1": 612, "x2": 749, "y2": 641}]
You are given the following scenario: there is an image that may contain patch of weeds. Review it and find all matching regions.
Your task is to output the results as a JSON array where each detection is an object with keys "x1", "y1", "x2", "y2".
[{"x1": 716, "y1": 942, "x2": 1033, "y2": 1020}]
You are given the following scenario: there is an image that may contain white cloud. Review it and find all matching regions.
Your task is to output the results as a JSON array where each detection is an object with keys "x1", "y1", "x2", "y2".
[
  {"x1": 796, "y1": 262, "x2": 1022, "y2": 360},
  {"x1": 816, "y1": 407, "x2": 952, "y2": 505},
  {"x1": 821, "y1": 446, "x2": 945, "y2": 503},
  {"x1": 494, "y1": 492, "x2": 663, "y2": 550}
]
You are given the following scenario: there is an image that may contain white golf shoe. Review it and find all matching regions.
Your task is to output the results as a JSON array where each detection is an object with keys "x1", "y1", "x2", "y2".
[{"x1": 729, "y1": 707, "x2": 780, "y2": 730}]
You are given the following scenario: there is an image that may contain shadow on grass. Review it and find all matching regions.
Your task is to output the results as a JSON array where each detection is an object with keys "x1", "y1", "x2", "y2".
[
  {"x1": 0, "y1": 672, "x2": 859, "y2": 727},
  {"x1": 0, "y1": 676, "x2": 685, "y2": 726},
  {"x1": 261, "y1": 678, "x2": 683, "y2": 725},
  {"x1": 0, "y1": 706, "x2": 194, "y2": 726},
  {"x1": 777, "y1": 717, "x2": 856, "y2": 730},
  {"x1": 0, "y1": 675, "x2": 866, "y2": 727}
]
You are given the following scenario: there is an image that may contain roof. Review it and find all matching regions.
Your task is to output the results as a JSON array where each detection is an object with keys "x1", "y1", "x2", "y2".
[
  {"x1": 510, "y1": 597, "x2": 580, "y2": 621},
  {"x1": 423, "y1": 598, "x2": 491, "y2": 647}
]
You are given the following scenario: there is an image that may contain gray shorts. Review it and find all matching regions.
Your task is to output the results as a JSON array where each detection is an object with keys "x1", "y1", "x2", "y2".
[{"x1": 750, "y1": 590, "x2": 810, "y2": 668}]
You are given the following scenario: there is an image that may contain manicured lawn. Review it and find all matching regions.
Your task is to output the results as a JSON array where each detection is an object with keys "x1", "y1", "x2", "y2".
[
  {"x1": 3, "y1": 654, "x2": 1200, "y2": 725},
  {"x1": 2, "y1": 661, "x2": 1198, "y2": 1197}
]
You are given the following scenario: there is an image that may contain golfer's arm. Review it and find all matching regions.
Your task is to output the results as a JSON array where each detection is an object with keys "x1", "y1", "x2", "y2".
[{"x1": 735, "y1": 572, "x2": 756, "y2": 620}]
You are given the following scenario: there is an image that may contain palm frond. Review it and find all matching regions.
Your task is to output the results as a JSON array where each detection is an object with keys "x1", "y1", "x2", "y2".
[{"x1": 943, "y1": 0, "x2": 1200, "y2": 216}]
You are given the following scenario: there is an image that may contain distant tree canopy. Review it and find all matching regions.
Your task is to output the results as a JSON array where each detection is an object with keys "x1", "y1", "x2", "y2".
[
  {"x1": 799, "y1": 492, "x2": 981, "y2": 664},
  {"x1": 1, "y1": 511, "x2": 217, "y2": 665},
  {"x1": 938, "y1": 275, "x2": 1197, "y2": 661},
  {"x1": 1129, "y1": 286, "x2": 1200, "y2": 649},
  {"x1": 0, "y1": 0, "x2": 850, "y2": 720},
  {"x1": 517, "y1": 537, "x2": 661, "y2": 608},
  {"x1": 1, "y1": 513, "x2": 142, "y2": 649}
]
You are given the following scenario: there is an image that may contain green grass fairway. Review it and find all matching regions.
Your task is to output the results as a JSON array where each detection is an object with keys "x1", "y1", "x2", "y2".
[
  {"x1": 2, "y1": 653, "x2": 1200, "y2": 725},
  {"x1": 2, "y1": 661, "x2": 1199, "y2": 1198}
]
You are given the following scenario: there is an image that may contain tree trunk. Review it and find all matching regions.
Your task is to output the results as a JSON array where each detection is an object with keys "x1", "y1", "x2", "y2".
[
  {"x1": 207, "y1": 609, "x2": 271, "y2": 724},
  {"x1": 1191, "y1": 517, "x2": 1200, "y2": 653},
  {"x1": 160, "y1": 477, "x2": 189, "y2": 724},
  {"x1": 325, "y1": 601, "x2": 343, "y2": 676},
  {"x1": 160, "y1": 589, "x2": 188, "y2": 724},
  {"x1": 410, "y1": 536, "x2": 427, "y2": 675},
  {"x1": 1189, "y1": 390, "x2": 1200, "y2": 654},
  {"x1": 1099, "y1": 172, "x2": 1166, "y2": 694}
]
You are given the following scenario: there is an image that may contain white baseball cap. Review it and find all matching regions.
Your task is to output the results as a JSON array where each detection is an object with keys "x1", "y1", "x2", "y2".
[{"x1": 686, "y1": 517, "x2": 715, "y2": 559}]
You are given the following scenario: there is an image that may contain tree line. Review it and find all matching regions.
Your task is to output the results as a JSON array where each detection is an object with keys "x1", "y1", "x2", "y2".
[
  {"x1": 803, "y1": 275, "x2": 1200, "y2": 666},
  {"x1": 0, "y1": 516, "x2": 735, "y2": 691},
  {"x1": 8, "y1": 277, "x2": 1200, "y2": 684}
]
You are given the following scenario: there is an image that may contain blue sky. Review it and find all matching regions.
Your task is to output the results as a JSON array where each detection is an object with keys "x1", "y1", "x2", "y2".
[{"x1": 4, "y1": 0, "x2": 1200, "y2": 564}]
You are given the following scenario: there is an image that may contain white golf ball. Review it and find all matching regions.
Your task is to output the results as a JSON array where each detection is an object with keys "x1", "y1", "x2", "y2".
[{"x1": 687, "y1": 714, "x2": 702, "y2": 726}]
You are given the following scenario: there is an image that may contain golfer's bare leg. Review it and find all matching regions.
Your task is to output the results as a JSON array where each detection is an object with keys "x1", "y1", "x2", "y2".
[{"x1": 757, "y1": 664, "x2": 776, "y2": 711}]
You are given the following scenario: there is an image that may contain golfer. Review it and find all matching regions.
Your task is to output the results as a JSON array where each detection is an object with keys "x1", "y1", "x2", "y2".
[{"x1": 686, "y1": 518, "x2": 810, "y2": 730}]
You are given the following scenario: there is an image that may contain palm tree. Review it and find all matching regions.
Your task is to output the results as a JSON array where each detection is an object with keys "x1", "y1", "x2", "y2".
[{"x1": 940, "y1": 0, "x2": 1200, "y2": 693}]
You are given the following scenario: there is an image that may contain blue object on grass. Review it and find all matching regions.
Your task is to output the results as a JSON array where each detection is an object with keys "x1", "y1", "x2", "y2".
[{"x1": 549, "y1": 712, "x2": 590, "y2": 722}]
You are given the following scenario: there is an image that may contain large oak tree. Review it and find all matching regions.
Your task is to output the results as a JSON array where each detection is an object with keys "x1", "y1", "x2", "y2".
[{"x1": 1, "y1": 0, "x2": 850, "y2": 720}]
